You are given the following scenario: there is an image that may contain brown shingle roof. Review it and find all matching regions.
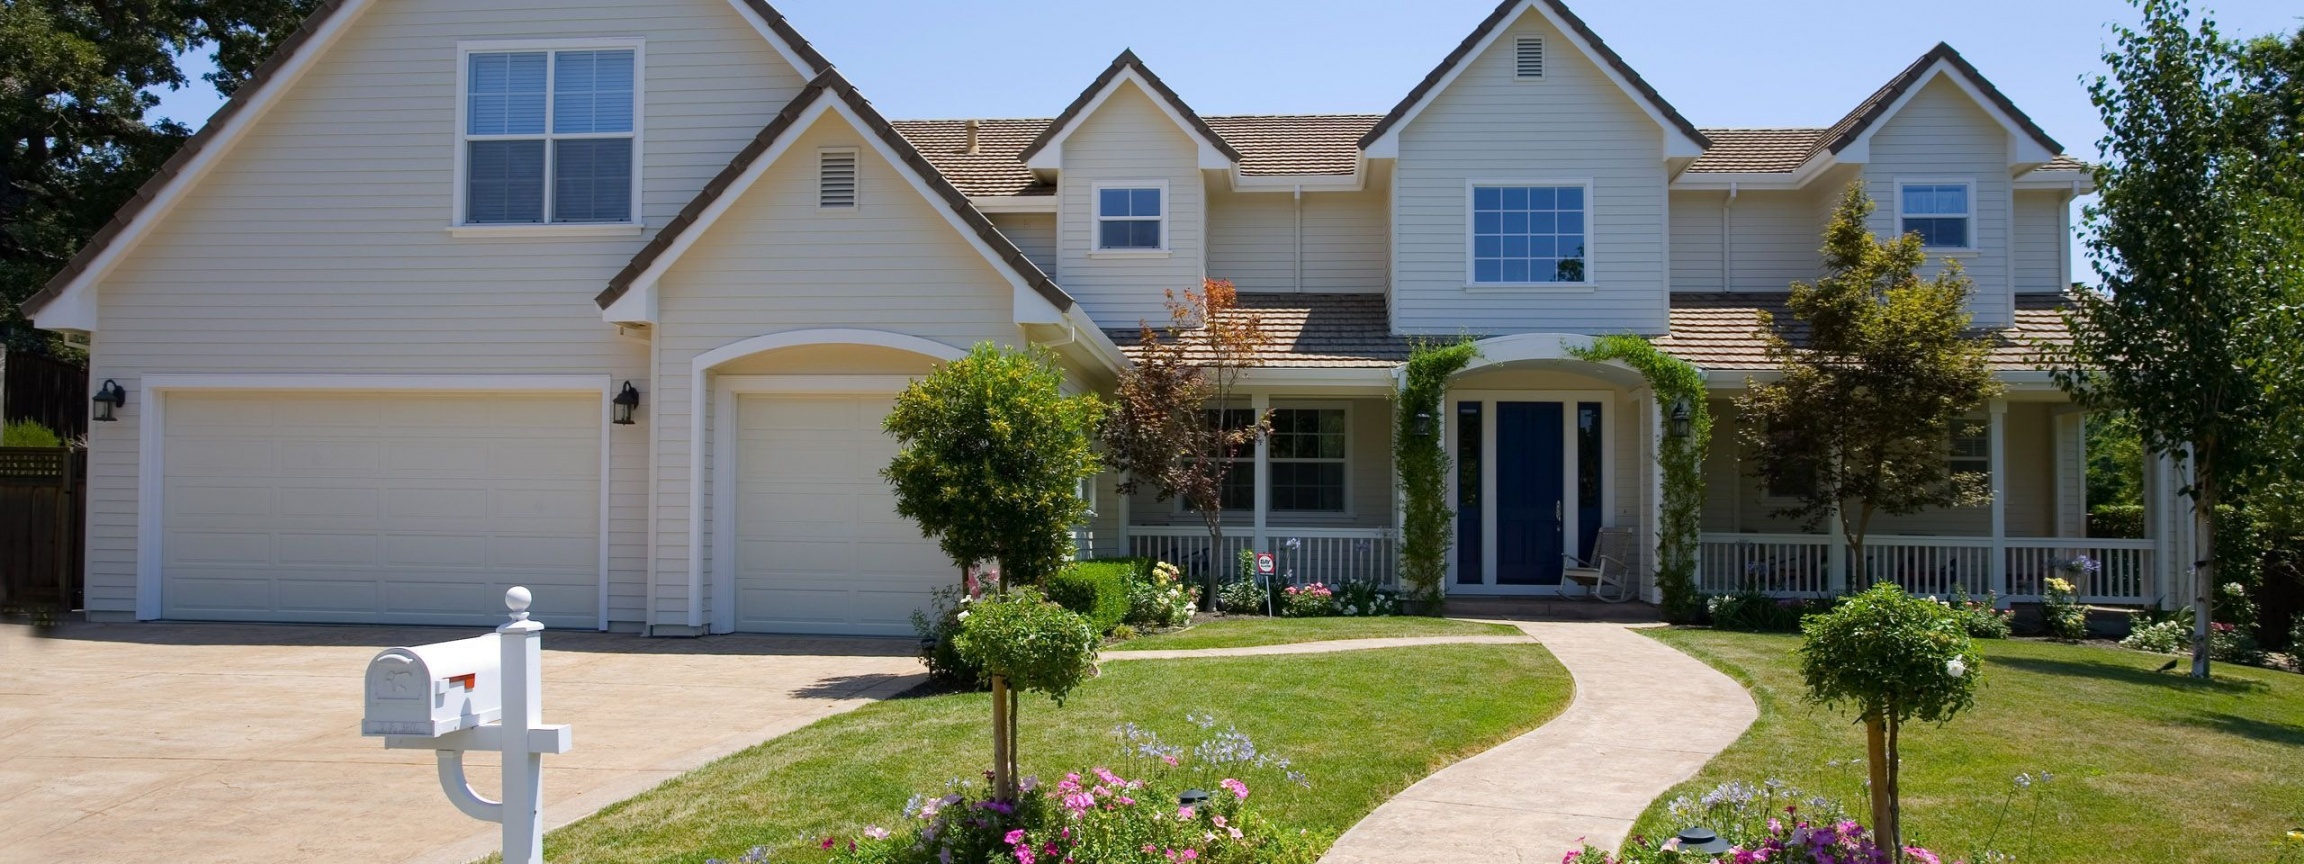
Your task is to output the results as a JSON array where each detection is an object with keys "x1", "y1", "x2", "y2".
[
  {"x1": 1203, "y1": 115, "x2": 1380, "y2": 175},
  {"x1": 1684, "y1": 128, "x2": 1829, "y2": 173},
  {"x1": 598, "y1": 69, "x2": 1072, "y2": 313},
  {"x1": 1109, "y1": 293, "x2": 1411, "y2": 368},
  {"x1": 1016, "y1": 50, "x2": 1242, "y2": 166},
  {"x1": 893, "y1": 114, "x2": 1384, "y2": 196},
  {"x1": 1653, "y1": 292, "x2": 2074, "y2": 371},
  {"x1": 886, "y1": 118, "x2": 1054, "y2": 197},
  {"x1": 1818, "y1": 43, "x2": 2063, "y2": 158}
]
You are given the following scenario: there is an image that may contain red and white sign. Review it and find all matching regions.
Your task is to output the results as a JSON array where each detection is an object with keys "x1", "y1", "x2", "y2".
[{"x1": 1254, "y1": 552, "x2": 1275, "y2": 575}]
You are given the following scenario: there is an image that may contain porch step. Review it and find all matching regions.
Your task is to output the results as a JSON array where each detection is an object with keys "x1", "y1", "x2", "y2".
[{"x1": 1438, "y1": 597, "x2": 1662, "y2": 624}]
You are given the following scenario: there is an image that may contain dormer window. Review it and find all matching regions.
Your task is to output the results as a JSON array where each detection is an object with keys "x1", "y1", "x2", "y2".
[
  {"x1": 1094, "y1": 183, "x2": 1166, "y2": 252},
  {"x1": 1470, "y1": 182, "x2": 1589, "y2": 286},
  {"x1": 1898, "y1": 180, "x2": 1974, "y2": 250},
  {"x1": 458, "y1": 42, "x2": 641, "y2": 227},
  {"x1": 1515, "y1": 36, "x2": 1545, "y2": 79}
]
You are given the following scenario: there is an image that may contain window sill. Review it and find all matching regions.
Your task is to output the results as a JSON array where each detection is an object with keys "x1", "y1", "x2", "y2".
[
  {"x1": 447, "y1": 223, "x2": 646, "y2": 239},
  {"x1": 1087, "y1": 249, "x2": 1173, "y2": 259},
  {"x1": 1462, "y1": 283, "x2": 1597, "y2": 294}
]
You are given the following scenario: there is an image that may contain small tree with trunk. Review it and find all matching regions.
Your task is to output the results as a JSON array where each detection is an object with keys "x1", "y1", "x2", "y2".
[
  {"x1": 1101, "y1": 279, "x2": 1274, "y2": 609},
  {"x1": 1799, "y1": 582, "x2": 1983, "y2": 855},
  {"x1": 1740, "y1": 183, "x2": 2002, "y2": 586},
  {"x1": 881, "y1": 342, "x2": 1106, "y2": 799}
]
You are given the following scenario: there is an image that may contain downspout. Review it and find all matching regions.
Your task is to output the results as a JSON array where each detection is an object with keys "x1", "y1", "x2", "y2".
[
  {"x1": 1293, "y1": 185, "x2": 1305, "y2": 293},
  {"x1": 1719, "y1": 183, "x2": 1738, "y2": 291}
]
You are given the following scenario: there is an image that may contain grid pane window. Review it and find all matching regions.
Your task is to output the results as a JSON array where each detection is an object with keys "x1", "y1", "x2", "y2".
[
  {"x1": 1270, "y1": 408, "x2": 1346, "y2": 513},
  {"x1": 1202, "y1": 409, "x2": 1258, "y2": 512},
  {"x1": 1949, "y1": 418, "x2": 1990, "y2": 476},
  {"x1": 1096, "y1": 187, "x2": 1164, "y2": 250},
  {"x1": 1472, "y1": 184, "x2": 1586, "y2": 284},
  {"x1": 464, "y1": 48, "x2": 636, "y2": 225},
  {"x1": 1899, "y1": 183, "x2": 1970, "y2": 249}
]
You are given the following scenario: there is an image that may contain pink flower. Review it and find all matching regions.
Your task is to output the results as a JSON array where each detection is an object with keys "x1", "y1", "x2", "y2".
[
  {"x1": 1177, "y1": 806, "x2": 1196, "y2": 820},
  {"x1": 863, "y1": 825, "x2": 890, "y2": 840},
  {"x1": 1094, "y1": 767, "x2": 1125, "y2": 786},
  {"x1": 1903, "y1": 847, "x2": 1943, "y2": 864},
  {"x1": 1162, "y1": 755, "x2": 1179, "y2": 766},
  {"x1": 1220, "y1": 778, "x2": 1249, "y2": 800},
  {"x1": 1005, "y1": 829, "x2": 1028, "y2": 847}
]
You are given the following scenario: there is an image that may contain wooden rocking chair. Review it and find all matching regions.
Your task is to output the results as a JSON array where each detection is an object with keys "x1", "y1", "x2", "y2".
[{"x1": 1563, "y1": 527, "x2": 1637, "y2": 603}]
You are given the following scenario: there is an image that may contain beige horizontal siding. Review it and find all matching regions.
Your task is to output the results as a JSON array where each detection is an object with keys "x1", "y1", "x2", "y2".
[
  {"x1": 1208, "y1": 179, "x2": 1388, "y2": 294},
  {"x1": 1860, "y1": 77, "x2": 2014, "y2": 328},
  {"x1": 1055, "y1": 82, "x2": 1206, "y2": 328}
]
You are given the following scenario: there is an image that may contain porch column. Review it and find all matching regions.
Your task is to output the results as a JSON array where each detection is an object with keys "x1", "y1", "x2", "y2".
[
  {"x1": 1252, "y1": 391, "x2": 1271, "y2": 561},
  {"x1": 1647, "y1": 391, "x2": 1666, "y2": 603},
  {"x1": 1988, "y1": 399, "x2": 2009, "y2": 598},
  {"x1": 1115, "y1": 475, "x2": 1131, "y2": 558},
  {"x1": 2051, "y1": 410, "x2": 2088, "y2": 538},
  {"x1": 1828, "y1": 503, "x2": 1848, "y2": 593}
]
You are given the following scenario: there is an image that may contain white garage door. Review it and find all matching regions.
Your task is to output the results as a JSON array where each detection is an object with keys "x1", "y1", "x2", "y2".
[
  {"x1": 161, "y1": 392, "x2": 600, "y2": 627},
  {"x1": 732, "y1": 394, "x2": 948, "y2": 635}
]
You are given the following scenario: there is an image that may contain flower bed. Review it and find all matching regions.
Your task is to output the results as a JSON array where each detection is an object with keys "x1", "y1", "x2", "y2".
[{"x1": 1569, "y1": 779, "x2": 2035, "y2": 864}]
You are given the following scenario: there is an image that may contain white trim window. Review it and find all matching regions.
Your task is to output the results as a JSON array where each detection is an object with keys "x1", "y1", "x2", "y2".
[
  {"x1": 1949, "y1": 417, "x2": 1990, "y2": 477},
  {"x1": 1269, "y1": 407, "x2": 1347, "y2": 513},
  {"x1": 1094, "y1": 183, "x2": 1166, "y2": 251},
  {"x1": 1201, "y1": 407, "x2": 1258, "y2": 512},
  {"x1": 1469, "y1": 182, "x2": 1589, "y2": 285},
  {"x1": 1898, "y1": 180, "x2": 1973, "y2": 250},
  {"x1": 459, "y1": 42, "x2": 640, "y2": 226}
]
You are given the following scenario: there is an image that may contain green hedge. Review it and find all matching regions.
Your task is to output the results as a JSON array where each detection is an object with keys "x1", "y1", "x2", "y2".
[
  {"x1": 2088, "y1": 504, "x2": 2146, "y2": 539},
  {"x1": 1047, "y1": 561, "x2": 1132, "y2": 634},
  {"x1": 1081, "y1": 556, "x2": 1155, "y2": 583}
]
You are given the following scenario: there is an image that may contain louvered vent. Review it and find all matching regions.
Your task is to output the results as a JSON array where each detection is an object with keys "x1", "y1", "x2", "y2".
[
  {"x1": 819, "y1": 150, "x2": 858, "y2": 209},
  {"x1": 1515, "y1": 36, "x2": 1545, "y2": 79}
]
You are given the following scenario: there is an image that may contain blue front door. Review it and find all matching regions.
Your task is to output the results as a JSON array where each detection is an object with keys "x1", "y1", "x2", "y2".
[{"x1": 1495, "y1": 402, "x2": 1564, "y2": 585}]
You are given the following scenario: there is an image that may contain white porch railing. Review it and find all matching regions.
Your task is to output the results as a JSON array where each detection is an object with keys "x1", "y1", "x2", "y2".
[
  {"x1": 1699, "y1": 533, "x2": 2159, "y2": 605},
  {"x1": 1125, "y1": 525, "x2": 1397, "y2": 589}
]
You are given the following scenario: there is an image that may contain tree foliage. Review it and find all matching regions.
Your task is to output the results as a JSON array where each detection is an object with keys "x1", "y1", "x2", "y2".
[
  {"x1": 3, "y1": 0, "x2": 322, "y2": 353},
  {"x1": 1099, "y1": 279, "x2": 1273, "y2": 606},
  {"x1": 882, "y1": 342, "x2": 1106, "y2": 589},
  {"x1": 1570, "y1": 334, "x2": 1709, "y2": 622},
  {"x1": 2054, "y1": 0, "x2": 2304, "y2": 677},
  {"x1": 1740, "y1": 182, "x2": 2002, "y2": 583},
  {"x1": 1393, "y1": 338, "x2": 1479, "y2": 604}
]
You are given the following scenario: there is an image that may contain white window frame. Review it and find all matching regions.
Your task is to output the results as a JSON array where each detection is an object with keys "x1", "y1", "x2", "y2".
[
  {"x1": 1948, "y1": 414, "x2": 1991, "y2": 476},
  {"x1": 451, "y1": 38, "x2": 646, "y2": 238},
  {"x1": 1267, "y1": 403, "x2": 1352, "y2": 515},
  {"x1": 1894, "y1": 177, "x2": 1976, "y2": 254},
  {"x1": 817, "y1": 147, "x2": 860, "y2": 212},
  {"x1": 1463, "y1": 178, "x2": 1596, "y2": 291},
  {"x1": 1089, "y1": 179, "x2": 1170, "y2": 257}
]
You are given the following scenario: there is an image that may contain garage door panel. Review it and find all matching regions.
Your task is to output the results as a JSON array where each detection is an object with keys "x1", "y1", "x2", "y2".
[{"x1": 161, "y1": 392, "x2": 600, "y2": 627}]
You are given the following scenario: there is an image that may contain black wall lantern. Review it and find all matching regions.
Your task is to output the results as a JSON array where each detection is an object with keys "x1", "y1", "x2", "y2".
[
  {"x1": 612, "y1": 381, "x2": 641, "y2": 425},
  {"x1": 92, "y1": 379, "x2": 126, "y2": 423},
  {"x1": 1666, "y1": 397, "x2": 1692, "y2": 440},
  {"x1": 1412, "y1": 410, "x2": 1434, "y2": 438}
]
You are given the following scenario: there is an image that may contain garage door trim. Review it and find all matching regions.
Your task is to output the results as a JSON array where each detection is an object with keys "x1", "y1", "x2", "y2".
[
  {"x1": 708, "y1": 374, "x2": 926, "y2": 635},
  {"x1": 135, "y1": 374, "x2": 616, "y2": 628}
]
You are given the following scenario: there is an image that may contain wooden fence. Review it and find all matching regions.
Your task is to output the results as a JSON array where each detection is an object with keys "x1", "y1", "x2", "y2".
[
  {"x1": 3, "y1": 349, "x2": 90, "y2": 440},
  {"x1": 1, "y1": 448, "x2": 85, "y2": 610}
]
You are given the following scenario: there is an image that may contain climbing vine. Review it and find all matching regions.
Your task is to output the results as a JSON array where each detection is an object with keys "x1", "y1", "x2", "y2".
[
  {"x1": 1571, "y1": 334, "x2": 1710, "y2": 622},
  {"x1": 1395, "y1": 338, "x2": 1481, "y2": 605}
]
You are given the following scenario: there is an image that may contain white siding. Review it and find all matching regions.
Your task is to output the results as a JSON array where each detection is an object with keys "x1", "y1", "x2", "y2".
[
  {"x1": 2013, "y1": 190, "x2": 2067, "y2": 292},
  {"x1": 990, "y1": 212, "x2": 1058, "y2": 276},
  {"x1": 652, "y1": 111, "x2": 1026, "y2": 628},
  {"x1": 1391, "y1": 8, "x2": 1670, "y2": 335},
  {"x1": 83, "y1": 0, "x2": 805, "y2": 625},
  {"x1": 1670, "y1": 187, "x2": 1838, "y2": 294},
  {"x1": 1860, "y1": 76, "x2": 2013, "y2": 327},
  {"x1": 1207, "y1": 179, "x2": 1389, "y2": 294},
  {"x1": 1055, "y1": 82, "x2": 1206, "y2": 327}
]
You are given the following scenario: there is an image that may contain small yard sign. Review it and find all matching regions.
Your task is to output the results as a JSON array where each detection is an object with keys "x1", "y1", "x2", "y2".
[{"x1": 1255, "y1": 551, "x2": 1275, "y2": 576}]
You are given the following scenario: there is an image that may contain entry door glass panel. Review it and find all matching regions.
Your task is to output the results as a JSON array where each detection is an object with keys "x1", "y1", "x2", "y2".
[
  {"x1": 1456, "y1": 401, "x2": 1483, "y2": 585},
  {"x1": 1495, "y1": 402, "x2": 1564, "y2": 585},
  {"x1": 1577, "y1": 401, "x2": 1603, "y2": 561}
]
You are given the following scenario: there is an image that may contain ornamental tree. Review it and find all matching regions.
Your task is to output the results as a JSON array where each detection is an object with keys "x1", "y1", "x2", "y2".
[
  {"x1": 950, "y1": 587, "x2": 1097, "y2": 801},
  {"x1": 1799, "y1": 583, "x2": 1983, "y2": 854},
  {"x1": 1393, "y1": 339, "x2": 1480, "y2": 606},
  {"x1": 1740, "y1": 182, "x2": 2002, "y2": 586}
]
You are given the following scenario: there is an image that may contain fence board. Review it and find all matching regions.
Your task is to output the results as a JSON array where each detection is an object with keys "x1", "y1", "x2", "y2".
[
  {"x1": 3, "y1": 349, "x2": 90, "y2": 440},
  {"x1": 0, "y1": 448, "x2": 83, "y2": 610}
]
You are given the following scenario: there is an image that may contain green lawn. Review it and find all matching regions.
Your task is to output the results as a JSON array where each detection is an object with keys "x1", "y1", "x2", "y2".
[
  {"x1": 1106, "y1": 615, "x2": 1521, "y2": 651},
  {"x1": 1638, "y1": 630, "x2": 2304, "y2": 863},
  {"x1": 536, "y1": 644, "x2": 1570, "y2": 863}
]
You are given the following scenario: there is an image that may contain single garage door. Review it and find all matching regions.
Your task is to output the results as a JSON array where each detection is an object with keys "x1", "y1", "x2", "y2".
[
  {"x1": 161, "y1": 391, "x2": 600, "y2": 627},
  {"x1": 732, "y1": 393, "x2": 947, "y2": 635}
]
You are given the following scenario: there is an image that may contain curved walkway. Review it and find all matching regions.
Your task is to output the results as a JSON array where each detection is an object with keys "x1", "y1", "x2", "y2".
[{"x1": 1321, "y1": 622, "x2": 1757, "y2": 864}]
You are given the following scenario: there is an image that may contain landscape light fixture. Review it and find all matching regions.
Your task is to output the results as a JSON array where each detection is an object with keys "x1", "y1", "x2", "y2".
[
  {"x1": 1671, "y1": 827, "x2": 1732, "y2": 854},
  {"x1": 92, "y1": 379, "x2": 126, "y2": 423},
  {"x1": 1178, "y1": 789, "x2": 1211, "y2": 809}
]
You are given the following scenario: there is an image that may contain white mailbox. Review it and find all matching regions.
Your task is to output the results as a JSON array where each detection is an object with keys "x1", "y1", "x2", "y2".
[{"x1": 361, "y1": 634, "x2": 502, "y2": 737}]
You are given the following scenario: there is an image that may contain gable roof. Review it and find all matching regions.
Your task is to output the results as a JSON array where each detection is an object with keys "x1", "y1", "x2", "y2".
[
  {"x1": 18, "y1": 0, "x2": 834, "y2": 323},
  {"x1": 597, "y1": 68, "x2": 1073, "y2": 312},
  {"x1": 1357, "y1": 0, "x2": 1710, "y2": 153},
  {"x1": 1014, "y1": 50, "x2": 1242, "y2": 169},
  {"x1": 1816, "y1": 42, "x2": 2062, "y2": 159},
  {"x1": 893, "y1": 114, "x2": 1380, "y2": 196}
]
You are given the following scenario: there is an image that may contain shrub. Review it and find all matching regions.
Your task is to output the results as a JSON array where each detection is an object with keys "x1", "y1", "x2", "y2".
[
  {"x1": 2088, "y1": 503, "x2": 2146, "y2": 538},
  {"x1": 1330, "y1": 579, "x2": 1397, "y2": 617},
  {"x1": 2121, "y1": 616, "x2": 2191, "y2": 654},
  {"x1": 1706, "y1": 590, "x2": 1833, "y2": 633},
  {"x1": 1946, "y1": 589, "x2": 2014, "y2": 639},
  {"x1": 1216, "y1": 578, "x2": 1268, "y2": 615},
  {"x1": 1124, "y1": 559, "x2": 1197, "y2": 629},
  {"x1": 1049, "y1": 562, "x2": 1132, "y2": 635},
  {"x1": 951, "y1": 588, "x2": 1099, "y2": 703},
  {"x1": 1279, "y1": 583, "x2": 1336, "y2": 617},
  {"x1": 2123, "y1": 607, "x2": 2272, "y2": 666},
  {"x1": 1, "y1": 419, "x2": 63, "y2": 448},
  {"x1": 911, "y1": 585, "x2": 983, "y2": 687},
  {"x1": 2291, "y1": 617, "x2": 2304, "y2": 664},
  {"x1": 2042, "y1": 574, "x2": 2088, "y2": 641}
]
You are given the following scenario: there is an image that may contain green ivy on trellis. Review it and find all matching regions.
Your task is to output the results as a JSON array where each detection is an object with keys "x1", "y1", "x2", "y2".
[
  {"x1": 1571, "y1": 334, "x2": 1710, "y2": 622},
  {"x1": 1394, "y1": 338, "x2": 1481, "y2": 604}
]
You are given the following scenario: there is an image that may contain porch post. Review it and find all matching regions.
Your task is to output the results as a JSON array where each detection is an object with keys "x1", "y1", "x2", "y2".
[
  {"x1": 1988, "y1": 399, "x2": 2009, "y2": 598},
  {"x1": 1115, "y1": 475, "x2": 1131, "y2": 558},
  {"x1": 1828, "y1": 503, "x2": 1848, "y2": 593},
  {"x1": 1647, "y1": 391, "x2": 1666, "y2": 603},
  {"x1": 1252, "y1": 391, "x2": 1271, "y2": 563}
]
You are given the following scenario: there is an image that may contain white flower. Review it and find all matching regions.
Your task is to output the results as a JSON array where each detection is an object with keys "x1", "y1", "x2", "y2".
[
  {"x1": 957, "y1": 611, "x2": 970, "y2": 620},
  {"x1": 1946, "y1": 657, "x2": 1967, "y2": 678}
]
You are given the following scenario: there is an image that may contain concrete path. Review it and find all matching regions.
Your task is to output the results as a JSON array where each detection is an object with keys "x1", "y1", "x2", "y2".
[
  {"x1": 1102, "y1": 634, "x2": 1532, "y2": 661},
  {"x1": 0, "y1": 621, "x2": 922, "y2": 864},
  {"x1": 1321, "y1": 622, "x2": 1756, "y2": 864}
]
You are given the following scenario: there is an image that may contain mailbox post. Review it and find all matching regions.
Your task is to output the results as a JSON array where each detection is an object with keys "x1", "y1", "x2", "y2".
[{"x1": 364, "y1": 587, "x2": 571, "y2": 864}]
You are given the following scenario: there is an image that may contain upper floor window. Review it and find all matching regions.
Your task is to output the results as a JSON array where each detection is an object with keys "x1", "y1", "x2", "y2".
[
  {"x1": 1898, "y1": 181, "x2": 1972, "y2": 250},
  {"x1": 461, "y1": 45, "x2": 638, "y2": 226},
  {"x1": 1095, "y1": 184, "x2": 1165, "y2": 251},
  {"x1": 1470, "y1": 183, "x2": 1587, "y2": 285}
]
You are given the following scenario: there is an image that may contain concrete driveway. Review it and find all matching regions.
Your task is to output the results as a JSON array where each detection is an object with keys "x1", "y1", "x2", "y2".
[{"x1": 0, "y1": 620, "x2": 924, "y2": 864}]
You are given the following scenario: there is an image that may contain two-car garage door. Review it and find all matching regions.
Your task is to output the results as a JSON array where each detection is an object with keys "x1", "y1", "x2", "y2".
[{"x1": 160, "y1": 392, "x2": 600, "y2": 628}]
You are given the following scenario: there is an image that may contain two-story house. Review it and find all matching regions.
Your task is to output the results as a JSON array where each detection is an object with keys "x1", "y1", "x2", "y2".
[{"x1": 20, "y1": 0, "x2": 2190, "y2": 637}]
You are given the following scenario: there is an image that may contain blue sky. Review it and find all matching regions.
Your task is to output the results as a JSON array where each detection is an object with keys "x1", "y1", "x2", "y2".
[{"x1": 148, "y1": 0, "x2": 2303, "y2": 282}]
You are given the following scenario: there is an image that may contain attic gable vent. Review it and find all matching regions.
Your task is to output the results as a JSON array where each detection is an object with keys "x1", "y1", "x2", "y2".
[
  {"x1": 818, "y1": 150, "x2": 858, "y2": 209},
  {"x1": 1515, "y1": 36, "x2": 1545, "y2": 79}
]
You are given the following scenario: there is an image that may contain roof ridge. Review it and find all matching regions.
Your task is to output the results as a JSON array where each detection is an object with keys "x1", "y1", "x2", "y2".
[{"x1": 1016, "y1": 49, "x2": 1242, "y2": 164}]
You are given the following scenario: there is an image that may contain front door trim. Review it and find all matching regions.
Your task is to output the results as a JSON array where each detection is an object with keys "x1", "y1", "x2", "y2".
[{"x1": 1445, "y1": 389, "x2": 1614, "y2": 595}]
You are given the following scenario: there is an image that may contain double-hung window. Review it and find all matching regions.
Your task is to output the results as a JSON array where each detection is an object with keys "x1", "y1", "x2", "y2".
[
  {"x1": 1095, "y1": 184, "x2": 1165, "y2": 251},
  {"x1": 1471, "y1": 183, "x2": 1587, "y2": 285},
  {"x1": 1898, "y1": 181, "x2": 1972, "y2": 250},
  {"x1": 461, "y1": 45, "x2": 638, "y2": 226},
  {"x1": 1948, "y1": 417, "x2": 1991, "y2": 477},
  {"x1": 1269, "y1": 408, "x2": 1347, "y2": 513}
]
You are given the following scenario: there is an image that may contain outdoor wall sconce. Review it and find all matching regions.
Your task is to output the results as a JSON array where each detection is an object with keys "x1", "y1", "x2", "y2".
[
  {"x1": 1667, "y1": 397, "x2": 1693, "y2": 439},
  {"x1": 1413, "y1": 411, "x2": 1434, "y2": 437},
  {"x1": 92, "y1": 379, "x2": 126, "y2": 422},
  {"x1": 612, "y1": 381, "x2": 641, "y2": 425}
]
